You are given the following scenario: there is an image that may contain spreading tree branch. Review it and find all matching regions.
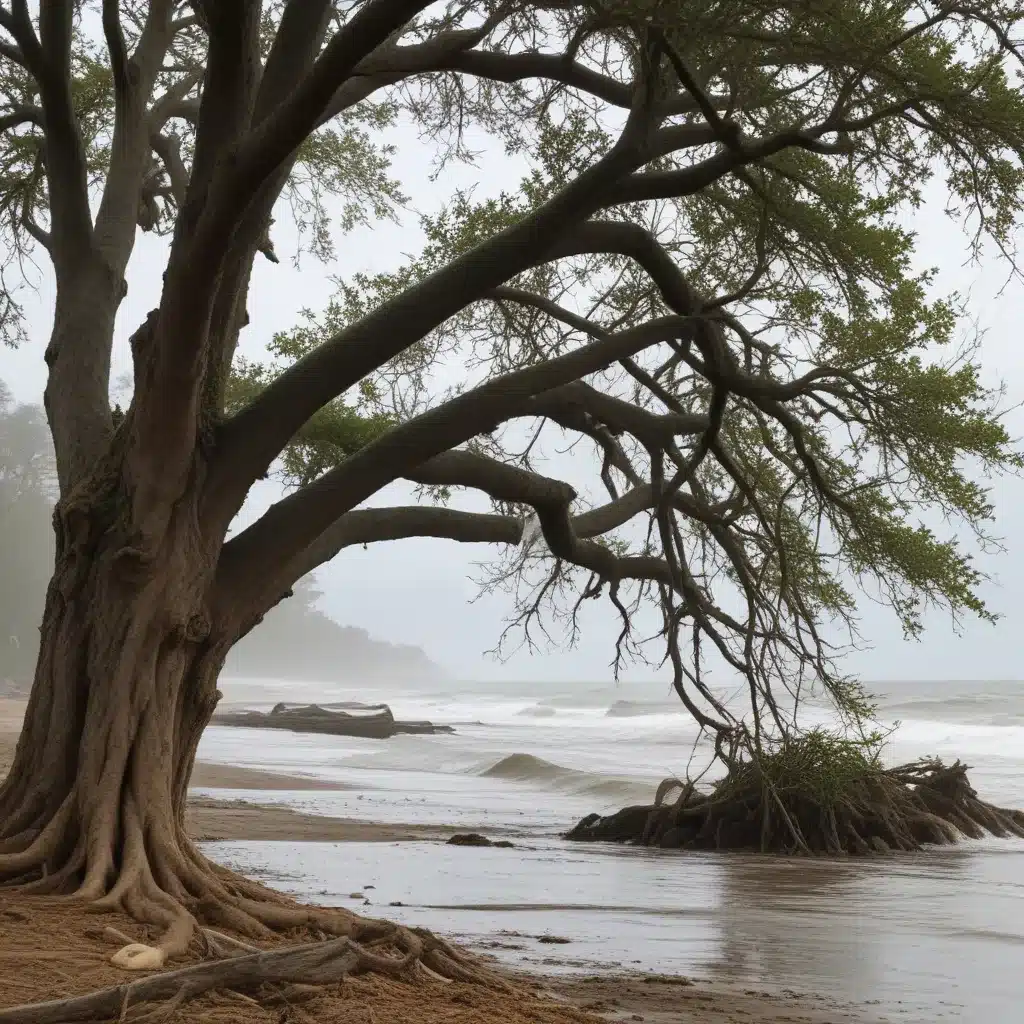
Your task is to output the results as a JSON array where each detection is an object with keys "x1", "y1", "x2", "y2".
[
  {"x1": 212, "y1": 58, "x2": 668, "y2": 514},
  {"x1": 218, "y1": 311, "x2": 696, "y2": 595}
]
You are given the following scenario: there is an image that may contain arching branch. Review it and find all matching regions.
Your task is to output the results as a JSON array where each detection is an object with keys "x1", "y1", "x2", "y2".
[
  {"x1": 211, "y1": 75, "x2": 914, "y2": 513},
  {"x1": 218, "y1": 311, "x2": 695, "y2": 590},
  {"x1": 211, "y1": 69, "x2": 667, "y2": 513}
]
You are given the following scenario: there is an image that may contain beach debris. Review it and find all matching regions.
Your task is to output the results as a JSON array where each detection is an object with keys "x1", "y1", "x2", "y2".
[
  {"x1": 0, "y1": 928, "x2": 512, "y2": 1024},
  {"x1": 566, "y1": 734, "x2": 1024, "y2": 855},
  {"x1": 212, "y1": 701, "x2": 455, "y2": 739},
  {"x1": 447, "y1": 832, "x2": 515, "y2": 848},
  {"x1": 537, "y1": 935, "x2": 572, "y2": 945}
]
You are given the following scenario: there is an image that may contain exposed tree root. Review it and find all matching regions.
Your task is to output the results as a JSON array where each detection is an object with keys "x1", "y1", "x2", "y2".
[
  {"x1": 0, "y1": 927, "x2": 504, "y2": 1024},
  {"x1": 0, "y1": 795, "x2": 508, "y2": 1020},
  {"x1": 566, "y1": 744, "x2": 1024, "y2": 855},
  {"x1": 0, "y1": 864, "x2": 511, "y2": 1023},
  {"x1": 1, "y1": 622, "x2": 505, "y2": 1006}
]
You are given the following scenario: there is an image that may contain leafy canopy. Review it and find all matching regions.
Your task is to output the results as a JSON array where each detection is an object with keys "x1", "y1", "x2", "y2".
[{"x1": 2, "y1": 0, "x2": 1024, "y2": 751}]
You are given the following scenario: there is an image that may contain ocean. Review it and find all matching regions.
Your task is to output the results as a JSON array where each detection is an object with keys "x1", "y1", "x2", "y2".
[{"x1": 194, "y1": 676, "x2": 1024, "y2": 1023}]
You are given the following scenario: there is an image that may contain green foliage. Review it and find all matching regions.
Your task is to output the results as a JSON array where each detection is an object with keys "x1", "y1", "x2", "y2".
[
  {"x1": 234, "y1": 0, "x2": 1024, "y2": 739},
  {"x1": 226, "y1": 359, "x2": 396, "y2": 486},
  {"x1": 0, "y1": 2, "x2": 408, "y2": 344},
  {"x1": 5, "y1": 0, "x2": 1024, "y2": 743},
  {"x1": 284, "y1": 99, "x2": 408, "y2": 260},
  {"x1": 717, "y1": 727, "x2": 891, "y2": 809}
]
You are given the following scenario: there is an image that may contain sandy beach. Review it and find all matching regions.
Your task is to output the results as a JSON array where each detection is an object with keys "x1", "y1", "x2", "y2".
[
  {"x1": 0, "y1": 889, "x2": 864, "y2": 1024},
  {"x1": 0, "y1": 695, "x2": 875, "y2": 1023}
]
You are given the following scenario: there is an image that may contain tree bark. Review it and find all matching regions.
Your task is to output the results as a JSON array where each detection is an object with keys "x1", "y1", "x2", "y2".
[
  {"x1": 0, "y1": 461, "x2": 237, "y2": 963},
  {"x1": 0, "y1": 451, "x2": 502, "y2": 984}
]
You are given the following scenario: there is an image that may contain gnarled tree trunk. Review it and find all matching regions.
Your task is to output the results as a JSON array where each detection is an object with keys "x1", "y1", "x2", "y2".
[
  {"x1": 0, "y1": 454, "x2": 494, "y2": 985},
  {"x1": 0, "y1": 463, "x2": 244, "y2": 963}
]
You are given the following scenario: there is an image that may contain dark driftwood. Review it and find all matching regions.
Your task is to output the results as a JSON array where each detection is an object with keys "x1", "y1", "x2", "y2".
[{"x1": 212, "y1": 701, "x2": 455, "y2": 739}]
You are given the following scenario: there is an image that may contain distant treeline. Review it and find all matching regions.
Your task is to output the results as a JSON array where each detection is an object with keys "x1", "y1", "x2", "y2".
[
  {"x1": 0, "y1": 384, "x2": 53, "y2": 687},
  {"x1": 0, "y1": 384, "x2": 440, "y2": 688}
]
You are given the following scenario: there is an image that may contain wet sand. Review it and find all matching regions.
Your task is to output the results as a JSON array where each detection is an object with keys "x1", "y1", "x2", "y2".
[
  {"x1": 544, "y1": 974, "x2": 872, "y2": 1023},
  {"x1": 185, "y1": 798, "x2": 459, "y2": 842},
  {"x1": 0, "y1": 889, "x2": 872, "y2": 1024}
]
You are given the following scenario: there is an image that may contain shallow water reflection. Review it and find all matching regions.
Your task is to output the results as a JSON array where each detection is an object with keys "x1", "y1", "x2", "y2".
[{"x1": 205, "y1": 836, "x2": 1024, "y2": 1023}]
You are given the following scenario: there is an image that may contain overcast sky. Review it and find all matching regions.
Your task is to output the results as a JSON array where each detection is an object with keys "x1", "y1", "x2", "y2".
[{"x1": 3, "y1": 116, "x2": 1024, "y2": 685}]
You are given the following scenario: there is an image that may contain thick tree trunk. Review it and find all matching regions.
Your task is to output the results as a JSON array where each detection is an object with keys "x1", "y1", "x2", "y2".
[
  {"x1": 0, "y1": 476, "x2": 248, "y2": 964},
  {"x1": 0, "y1": 465, "x2": 493, "y2": 985}
]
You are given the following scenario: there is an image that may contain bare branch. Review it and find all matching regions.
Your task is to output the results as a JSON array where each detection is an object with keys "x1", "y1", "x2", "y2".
[
  {"x1": 196, "y1": 1, "x2": 434, "y2": 253},
  {"x1": 0, "y1": 3, "x2": 39, "y2": 69},
  {"x1": 324, "y1": 42, "x2": 730, "y2": 122},
  {"x1": 32, "y1": 1, "x2": 92, "y2": 266},
  {"x1": 310, "y1": 505, "x2": 523, "y2": 551},
  {"x1": 0, "y1": 39, "x2": 27, "y2": 70},
  {"x1": 94, "y1": 1, "x2": 178, "y2": 264},
  {"x1": 102, "y1": 0, "x2": 130, "y2": 95},
  {"x1": 254, "y1": 0, "x2": 334, "y2": 124},
  {"x1": 225, "y1": 450, "x2": 706, "y2": 620},
  {"x1": 0, "y1": 104, "x2": 40, "y2": 131}
]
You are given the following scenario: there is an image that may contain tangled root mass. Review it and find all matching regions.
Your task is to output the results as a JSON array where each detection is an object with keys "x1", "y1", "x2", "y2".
[{"x1": 567, "y1": 744, "x2": 1024, "y2": 855}]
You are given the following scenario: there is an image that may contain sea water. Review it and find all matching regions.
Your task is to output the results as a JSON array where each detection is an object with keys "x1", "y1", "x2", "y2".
[{"x1": 194, "y1": 676, "x2": 1024, "y2": 1023}]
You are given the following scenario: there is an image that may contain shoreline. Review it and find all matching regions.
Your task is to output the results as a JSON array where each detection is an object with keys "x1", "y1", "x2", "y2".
[
  {"x1": 0, "y1": 888, "x2": 874, "y2": 1024},
  {"x1": 2, "y1": 698, "x2": 458, "y2": 844},
  {"x1": 0, "y1": 697, "x2": 876, "y2": 1021}
]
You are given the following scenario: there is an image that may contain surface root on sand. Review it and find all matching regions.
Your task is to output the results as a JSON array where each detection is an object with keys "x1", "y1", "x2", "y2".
[
  {"x1": 0, "y1": 915, "x2": 509, "y2": 1024},
  {"x1": 0, "y1": 795, "x2": 506, "y2": 1023}
]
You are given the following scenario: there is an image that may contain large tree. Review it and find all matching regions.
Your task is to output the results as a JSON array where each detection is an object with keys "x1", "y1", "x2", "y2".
[{"x1": 1, "y1": 0, "x2": 1023, "y2": 977}]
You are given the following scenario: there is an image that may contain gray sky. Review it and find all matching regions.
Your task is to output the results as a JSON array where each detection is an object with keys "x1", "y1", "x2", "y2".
[{"x1": 3, "y1": 119, "x2": 1024, "y2": 684}]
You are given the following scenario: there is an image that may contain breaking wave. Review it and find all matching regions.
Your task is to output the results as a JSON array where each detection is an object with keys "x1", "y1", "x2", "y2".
[
  {"x1": 604, "y1": 699, "x2": 682, "y2": 718},
  {"x1": 478, "y1": 753, "x2": 654, "y2": 803}
]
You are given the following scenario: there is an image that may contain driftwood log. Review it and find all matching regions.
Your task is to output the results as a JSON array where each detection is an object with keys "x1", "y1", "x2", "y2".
[
  {"x1": 212, "y1": 701, "x2": 455, "y2": 739},
  {"x1": 0, "y1": 927, "x2": 509, "y2": 1024}
]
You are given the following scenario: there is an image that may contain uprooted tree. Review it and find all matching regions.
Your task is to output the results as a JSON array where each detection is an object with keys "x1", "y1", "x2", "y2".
[{"x1": 2, "y1": 0, "x2": 1024, "y2": 987}]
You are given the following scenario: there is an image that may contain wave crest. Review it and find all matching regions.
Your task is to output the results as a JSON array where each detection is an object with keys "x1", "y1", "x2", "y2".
[
  {"x1": 478, "y1": 753, "x2": 653, "y2": 803},
  {"x1": 605, "y1": 699, "x2": 683, "y2": 718}
]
